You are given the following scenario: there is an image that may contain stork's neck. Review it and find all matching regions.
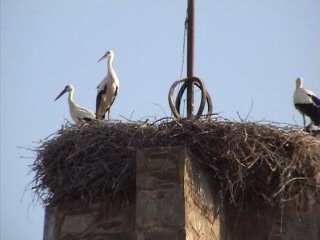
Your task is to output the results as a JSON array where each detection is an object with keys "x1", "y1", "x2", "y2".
[
  {"x1": 105, "y1": 54, "x2": 119, "y2": 85},
  {"x1": 107, "y1": 55, "x2": 114, "y2": 72},
  {"x1": 67, "y1": 90, "x2": 76, "y2": 108},
  {"x1": 296, "y1": 79, "x2": 303, "y2": 90}
]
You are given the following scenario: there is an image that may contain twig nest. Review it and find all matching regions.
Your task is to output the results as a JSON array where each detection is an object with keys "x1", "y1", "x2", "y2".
[{"x1": 31, "y1": 119, "x2": 319, "y2": 208}]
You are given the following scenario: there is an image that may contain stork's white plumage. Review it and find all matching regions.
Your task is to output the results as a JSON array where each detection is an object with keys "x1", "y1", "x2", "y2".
[
  {"x1": 55, "y1": 85, "x2": 95, "y2": 126},
  {"x1": 293, "y1": 77, "x2": 320, "y2": 127},
  {"x1": 96, "y1": 50, "x2": 119, "y2": 120}
]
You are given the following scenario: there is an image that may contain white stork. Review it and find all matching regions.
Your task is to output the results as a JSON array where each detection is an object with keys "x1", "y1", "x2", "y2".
[
  {"x1": 55, "y1": 85, "x2": 95, "y2": 126},
  {"x1": 293, "y1": 77, "x2": 320, "y2": 127},
  {"x1": 96, "y1": 50, "x2": 119, "y2": 120}
]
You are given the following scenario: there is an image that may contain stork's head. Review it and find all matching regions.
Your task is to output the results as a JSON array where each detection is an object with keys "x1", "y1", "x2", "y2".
[
  {"x1": 296, "y1": 77, "x2": 303, "y2": 89},
  {"x1": 55, "y1": 85, "x2": 74, "y2": 101},
  {"x1": 97, "y1": 50, "x2": 114, "y2": 62}
]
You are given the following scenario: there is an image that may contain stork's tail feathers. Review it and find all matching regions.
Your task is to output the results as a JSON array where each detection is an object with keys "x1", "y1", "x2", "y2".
[
  {"x1": 308, "y1": 94, "x2": 320, "y2": 106},
  {"x1": 82, "y1": 117, "x2": 94, "y2": 122}
]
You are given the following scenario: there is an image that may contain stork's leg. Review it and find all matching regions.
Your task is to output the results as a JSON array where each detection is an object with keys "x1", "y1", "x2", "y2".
[
  {"x1": 107, "y1": 109, "x2": 110, "y2": 120},
  {"x1": 303, "y1": 114, "x2": 306, "y2": 128}
]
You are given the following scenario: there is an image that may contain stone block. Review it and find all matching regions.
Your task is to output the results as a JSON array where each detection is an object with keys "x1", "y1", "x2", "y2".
[
  {"x1": 61, "y1": 214, "x2": 94, "y2": 233},
  {"x1": 136, "y1": 146, "x2": 221, "y2": 240},
  {"x1": 136, "y1": 147, "x2": 186, "y2": 240}
]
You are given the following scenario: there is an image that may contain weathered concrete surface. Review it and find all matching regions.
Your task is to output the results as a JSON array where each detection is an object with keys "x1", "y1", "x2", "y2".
[
  {"x1": 136, "y1": 146, "x2": 220, "y2": 240},
  {"x1": 135, "y1": 147, "x2": 186, "y2": 240},
  {"x1": 43, "y1": 201, "x2": 135, "y2": 240},
  {"x1": 43, "y1": 206, "x2": 59, "y2": 240},
  {"x1": 45, "y1": 146, "x2": 221, "y2": 240},
  {"x1": 282, "y1": 208, "x2": 319, "y2": 240},
  {"x1": 221, "y1": 202, "x2": 276, "y2": 240},
  {"x1": 184, "y1": 155, "x2": 220, "y2": 240},
  {"x1": 43, "y1": 146, "x2": 319, "y2": 240},
  {"x1": 220, "y1": 196, "x2": 319, "y2": 240}
]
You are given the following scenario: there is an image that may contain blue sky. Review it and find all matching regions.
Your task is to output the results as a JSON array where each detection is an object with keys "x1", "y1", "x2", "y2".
[{"x1": 1, "y1": 0, "x2": 319, "y2": 239}]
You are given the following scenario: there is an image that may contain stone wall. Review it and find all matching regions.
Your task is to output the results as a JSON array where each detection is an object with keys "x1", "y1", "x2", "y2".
[
  {"x1": 135, "y1": 147, "x2": 219, "y2": 240},
  {"x1": 43, "y1": 146, "x2": 220, "y2": 240},
  {"x1": 43, "y1": 201, "x2": 135, "y2": 240},
  {"x1": 135, "y1": 147, "x2": 186, "y2": 240},
  {"x1": 43, "y1": 146, "x2": 319, "y2": 240},
  {"x1": 184, "y1": 153, "x2": 220, "y2": 240}
]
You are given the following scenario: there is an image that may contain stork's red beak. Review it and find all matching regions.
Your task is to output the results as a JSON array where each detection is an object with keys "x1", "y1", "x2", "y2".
[{"x1": 54, "y1": 88, "x2": 67, "y2": 101}]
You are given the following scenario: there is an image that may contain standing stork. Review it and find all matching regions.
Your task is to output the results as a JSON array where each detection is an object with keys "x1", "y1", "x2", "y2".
[
  {"x1": 55, "y1": 85, "x2": 95, "y2": 126},
  {"x1": 293, "y1": 77, "x2": 320, "y2": 127},
  {"x1": 96, "y1": 50, "x2": 119, "y2": 120}
]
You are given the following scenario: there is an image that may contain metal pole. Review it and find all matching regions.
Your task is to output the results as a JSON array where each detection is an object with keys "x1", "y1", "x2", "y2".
[{"x1": 187, "y1": 0, "x2": 194, "y2": 119}]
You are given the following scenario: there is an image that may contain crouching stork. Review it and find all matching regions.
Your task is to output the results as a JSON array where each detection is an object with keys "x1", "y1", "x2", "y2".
[{"x1": 55, "y1": 84, "x2": 95, "y2": 126}]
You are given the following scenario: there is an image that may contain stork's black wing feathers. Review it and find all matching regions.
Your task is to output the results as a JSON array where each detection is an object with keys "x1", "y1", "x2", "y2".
[
  {"x1": 96, "y1": 91, "x2": 103, "y2": 114},
  {"x1": 103, "y1": 86, "x2": 118, "y2": 119},
  {"x1": 96, "y1": 85, "x2": 107, "y2": 115},
  {"x1": 310, "y1": 95, "x2": 320, "y2": 106},
  {"x1": 295, "y1": 103, "x2": 320, "y2": 126},
  {"x1": 107, "y1": 86, "x2": 118, "y2": 111}
]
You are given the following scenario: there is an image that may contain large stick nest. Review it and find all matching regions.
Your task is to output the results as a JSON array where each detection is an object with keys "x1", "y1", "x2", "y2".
[{"x1": 31, "y1": 119, "x2": 319, "y2": 208}]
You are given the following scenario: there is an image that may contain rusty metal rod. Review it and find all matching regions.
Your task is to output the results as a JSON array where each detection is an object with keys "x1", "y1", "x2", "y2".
[{"x1": 186, "y1": 0, "x2": 194, "y2": 119}]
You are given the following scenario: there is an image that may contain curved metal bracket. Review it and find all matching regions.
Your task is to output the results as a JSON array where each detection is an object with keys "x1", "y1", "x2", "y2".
[{"x1": 168, "y1": 77, "x2": 213, "y2": 120}]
